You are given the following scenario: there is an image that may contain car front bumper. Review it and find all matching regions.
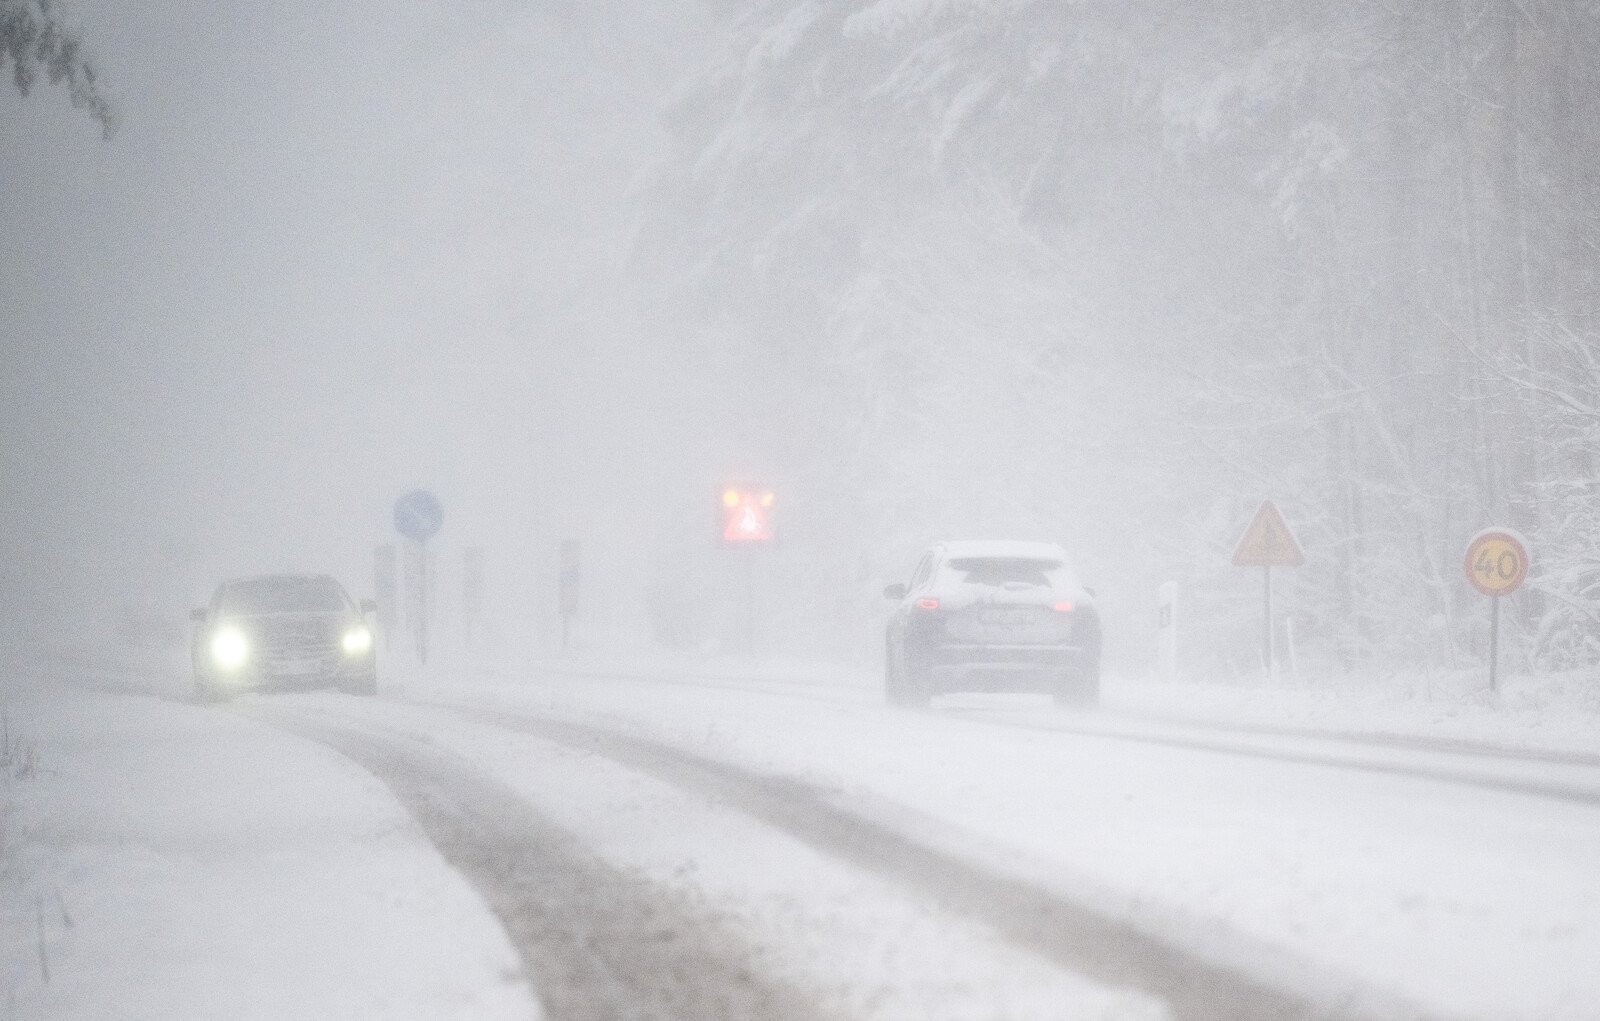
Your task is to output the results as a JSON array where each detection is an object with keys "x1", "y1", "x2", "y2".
[{"x1": 202, "y1": 659, "x2": 375, "y2": 693}]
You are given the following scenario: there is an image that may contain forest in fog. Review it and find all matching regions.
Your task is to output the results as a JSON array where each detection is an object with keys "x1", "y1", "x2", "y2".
[
  {"x1": 630, "y1": 1, "x2": 1600, "y2": 676},
  {"x1": 4, "y1": 2, "x2": 1599, "y2": 679}
]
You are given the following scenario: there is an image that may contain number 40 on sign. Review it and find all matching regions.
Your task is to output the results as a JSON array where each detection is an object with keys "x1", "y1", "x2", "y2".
[
  {"x1": 1465, "y1": 529, "x2": 1529, "y2": 597},
  {"x1": 1463, "y1": 527, "x2": 1530, "y2": 695}
]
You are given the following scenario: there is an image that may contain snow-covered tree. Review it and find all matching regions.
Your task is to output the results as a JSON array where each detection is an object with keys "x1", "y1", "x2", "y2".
[
  {"x1": 634, "y1": 0, "x2": 1600, "y2": 674},
  {"x1": 1, "y1": 0, "x2": 113, "y2": 134}
]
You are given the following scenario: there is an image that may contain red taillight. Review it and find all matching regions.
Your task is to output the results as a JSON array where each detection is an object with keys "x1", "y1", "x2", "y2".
[
  {"x1": 916, "y1": 597, "x2": 940, "y2": 610},
  {"x1": 1053, "y1": 601, "x2": 1075, "y2": 613}
]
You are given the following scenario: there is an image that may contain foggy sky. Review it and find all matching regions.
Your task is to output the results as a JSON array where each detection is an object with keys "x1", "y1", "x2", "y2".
[{"x1": 2, "y1": 2, "x2": 703, "y2": 637}]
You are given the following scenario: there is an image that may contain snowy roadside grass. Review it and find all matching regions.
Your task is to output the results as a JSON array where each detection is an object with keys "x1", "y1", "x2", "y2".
[
  {"x1": 0, "y1": 704, "x2": 62, "y2": 1014},
  {"x1": 1108, "y1": 664, "x2": 1600, "y2": 755},
  {"x1": 0, "y1": 680, "x2": 538, "y2": 1021}
]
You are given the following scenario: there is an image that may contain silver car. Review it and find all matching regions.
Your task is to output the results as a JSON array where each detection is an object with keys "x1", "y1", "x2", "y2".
[
  {"x1": 883, "y1": 541, "x2": 1101, "y2": 708},
  {"x1": 191, "y1": 574, "x2": 377, "y2": 701}
]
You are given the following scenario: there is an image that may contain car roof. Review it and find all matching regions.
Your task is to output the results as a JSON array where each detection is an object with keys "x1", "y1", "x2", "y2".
[
  {"x1": 219, "y1": 574, "x2": 342, "y2": 593},
  {"x1": 933, "y1": 540, "x2": 1070, "y2": 561}
]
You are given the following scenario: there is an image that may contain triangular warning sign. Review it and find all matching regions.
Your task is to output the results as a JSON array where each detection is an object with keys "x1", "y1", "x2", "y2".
[{"x1": 1232, "y1": 500, "x2": 1305, "y2": 567}]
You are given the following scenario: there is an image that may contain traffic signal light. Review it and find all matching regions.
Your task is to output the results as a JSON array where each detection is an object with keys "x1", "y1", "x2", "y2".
[{"x1": 720, "y1": 486, "x2": 775, "y2": 544}]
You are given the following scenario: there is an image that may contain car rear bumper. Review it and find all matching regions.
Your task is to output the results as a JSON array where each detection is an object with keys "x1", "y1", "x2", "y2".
[{"x1": 923, "y1": 643, "x2": 1088, "y2": 692}]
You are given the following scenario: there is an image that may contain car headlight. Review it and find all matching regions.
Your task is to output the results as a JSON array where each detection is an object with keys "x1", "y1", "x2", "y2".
[
  {"x1": 341, "y1": 626, "x2": 373, "y2": 656},
  {"x1": 210, "y1": 628, "x2": 250, "y2": 670}
]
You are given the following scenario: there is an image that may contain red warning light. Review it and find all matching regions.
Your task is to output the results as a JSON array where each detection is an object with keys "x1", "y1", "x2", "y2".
[{"x1": 720, "y1": 486, "x2": 775, "y2": 544}]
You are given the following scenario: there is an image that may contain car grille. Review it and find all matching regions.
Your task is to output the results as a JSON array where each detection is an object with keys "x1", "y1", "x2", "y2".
[{"x1": 251, "y1": 615, "x2": 342, "y2": 676}]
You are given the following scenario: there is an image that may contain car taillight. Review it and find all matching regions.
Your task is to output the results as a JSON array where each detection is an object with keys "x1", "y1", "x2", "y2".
[
  {"x1": 916, "y1": 597, "x2": 940, "y2": 610},
  {"x1": 1052, "y1": 601, "x2": 1075, "y2": 613}
]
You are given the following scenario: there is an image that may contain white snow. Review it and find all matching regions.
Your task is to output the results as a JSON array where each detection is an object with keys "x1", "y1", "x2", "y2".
[
  {"x1": 8, "y1": 648, "x2": 1600, "y2": 1018},
  {"x1": 0, "y1": 679, "x2": 536, "y2": 1021},
  {"x1": 279, "y1": 693, "x2": 1168, "y2": 1020},
  {"x1": 405, "y1": 660, "x2": 1600, "y2": 1019}
]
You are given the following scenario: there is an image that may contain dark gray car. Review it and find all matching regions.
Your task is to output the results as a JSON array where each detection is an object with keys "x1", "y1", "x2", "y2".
[
  {"x1": 191, "y1": 574, "x2": 377, "y2": 701},
  {"x1": 883, "y1": 541, "x2": 1100, "y2": 708}
]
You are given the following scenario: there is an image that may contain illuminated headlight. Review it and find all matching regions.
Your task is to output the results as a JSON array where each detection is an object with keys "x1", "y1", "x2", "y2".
[
  {"x1": 210, "y1": 628, "x2": 250, "y2": 670},
  {"x1": 341, "y1": 626, "x2": 373, "y2": 656}
]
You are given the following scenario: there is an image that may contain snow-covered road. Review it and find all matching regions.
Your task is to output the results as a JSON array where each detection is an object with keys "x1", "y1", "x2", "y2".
[{"x1": 5, "y1": 661, "x2": 1599, "y2": 1019}]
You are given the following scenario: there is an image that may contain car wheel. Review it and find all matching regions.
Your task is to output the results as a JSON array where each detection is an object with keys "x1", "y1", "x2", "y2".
[
  {"x1": 1052, "y1": 659, "x2": 1100, "y2": 709},
  {"x1": 887, "y1": 642, "x2": 932, "y2": 709},
  {"x1": 342, "y1": 673, "x2": 378, "y2": 697},
  {"x1": 194, "y1": 676, "x2": 230, "y2": 704}
]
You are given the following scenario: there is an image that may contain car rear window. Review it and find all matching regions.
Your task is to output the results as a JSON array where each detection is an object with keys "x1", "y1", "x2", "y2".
[
  {"x1": 222, "y1": 577, "x2": 347, "y2": 614},
  {"x1": 946, "y1": 557, "x2": 1060, "y2": 587}
]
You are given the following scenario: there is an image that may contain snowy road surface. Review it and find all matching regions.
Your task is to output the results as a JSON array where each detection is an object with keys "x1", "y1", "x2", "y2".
[{"x1": 5, "y1": 661, "x2": 1599, "y2": 1019}]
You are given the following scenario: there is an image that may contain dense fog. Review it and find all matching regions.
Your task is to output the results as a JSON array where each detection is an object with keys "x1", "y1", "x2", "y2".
[{"x1": 5, "y1": 1, "x2": 1598, "y2": 681}]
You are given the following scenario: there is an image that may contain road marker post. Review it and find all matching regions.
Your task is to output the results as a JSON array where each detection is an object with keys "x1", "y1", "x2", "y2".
[{"x1": 1157, "y1": 581, "x2": 1178, "y2": 682}]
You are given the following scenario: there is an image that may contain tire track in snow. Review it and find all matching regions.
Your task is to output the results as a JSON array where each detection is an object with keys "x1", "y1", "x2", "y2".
[
  {"x1": 249, "y1": 707, "x2": 836, "y2": 1021},
  {"x1": 940, "y1": 708, "x2": 1600, "y2": 809},
  {"x1": 1102, "y1": 708, "x2": 1600, "y2": 768},
  {"x1": 433, "y1": 701, "x2": 1357, "y2": 1021},
  {"x1": 537, "y1": 663, "x2": 1600, "y2": 804}
]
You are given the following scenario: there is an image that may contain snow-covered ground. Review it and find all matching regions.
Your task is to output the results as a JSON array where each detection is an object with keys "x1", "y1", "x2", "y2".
[
  {"x1": 5, "y1": 647, "x2": 1599, "y2": 1018},
  {"x1": 0, "y1": 675, "x2": 535, "y2": 1020},
  {"x1": 402, "y1": 666, "x2": 1600, "y2": 1019},
  {"x1": 526, "y1": 651, "x2": 1600, "y2": 757}
]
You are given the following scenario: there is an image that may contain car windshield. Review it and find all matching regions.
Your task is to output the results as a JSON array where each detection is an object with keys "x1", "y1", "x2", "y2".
[
  {"x1": 946, "y1": 557, "x2": 1060, "y2": 588},
  {"x1": 221, "y1": 577, "x2": 347, "y2": 615}
]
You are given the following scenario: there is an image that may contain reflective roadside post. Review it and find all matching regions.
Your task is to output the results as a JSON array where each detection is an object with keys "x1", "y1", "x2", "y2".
[
  {"x1": 1157, "y1": 581, "x2": 1178, "y2": 683},
  {"x1": 374, "y1": 544, "x2": 397, "y2": 651},
  {"x1": 463, "y1": 546, "x2": 483, "y2": 649},
  {"x1": 1463, "y1": 528, "x2": 1529, "y2": 695}
]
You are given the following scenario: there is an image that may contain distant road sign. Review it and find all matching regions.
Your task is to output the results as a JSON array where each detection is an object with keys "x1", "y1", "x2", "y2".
[
  {"x1": 1232, "y1": 500, "x2": 1305, "y2": 568},
  {"x1": 1465, "y1": 528, "x2": 1529, "y2": 597},
  {"x1": 394, "y1": 489, "x2": 443, "y2": 542}
]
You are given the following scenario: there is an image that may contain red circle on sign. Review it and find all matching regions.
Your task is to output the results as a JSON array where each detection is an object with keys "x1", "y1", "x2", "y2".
[{"x1": 1463, "y1": 529, "x2": 1529, "y2": 597}]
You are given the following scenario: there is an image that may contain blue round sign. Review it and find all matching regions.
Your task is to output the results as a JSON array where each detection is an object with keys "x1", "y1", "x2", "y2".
[{"x1": 393, "y1": 489, "x2": 443, "y2": 542}]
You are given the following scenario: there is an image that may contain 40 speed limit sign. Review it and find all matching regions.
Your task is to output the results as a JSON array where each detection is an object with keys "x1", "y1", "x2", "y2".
[
  {"x1": 1464, "y1": 527, "x2": 1530, "y2": 695},
  {"x1": 1464, "y1": 529, "x2": 1529, "y2": 597}
]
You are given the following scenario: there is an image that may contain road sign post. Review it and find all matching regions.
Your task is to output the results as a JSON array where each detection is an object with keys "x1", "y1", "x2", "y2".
[
  {"x1": 1232, "y1": 500, "x2": 1305, "y2": 682},
  {"x1": 1464, "y1": 528, "x2": 1529, "y2": 694},
  {"x1": 558, "y1": 539, "x2": 580, "y2": 652},
  {"x1": 463, "y1": 546, "x2": 483, "y2": 649},
  {"x1": 1263, "y1": 565, "x2": 1273, "y2": 676},
  {"x1": 394, "y1": 489, "x2": 444, "y2": 665}
]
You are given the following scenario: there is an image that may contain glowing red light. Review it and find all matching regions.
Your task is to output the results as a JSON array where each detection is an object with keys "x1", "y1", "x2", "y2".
[
  {"x1": 916, "y1": 597, "x2": 940, "y2": 610},
  {"x1": 720, "y1": 486, "x2": 775, "y2": 543},
  {"x1": 1053, "y1": 601, "x2": 1075, "y2": 613}
]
